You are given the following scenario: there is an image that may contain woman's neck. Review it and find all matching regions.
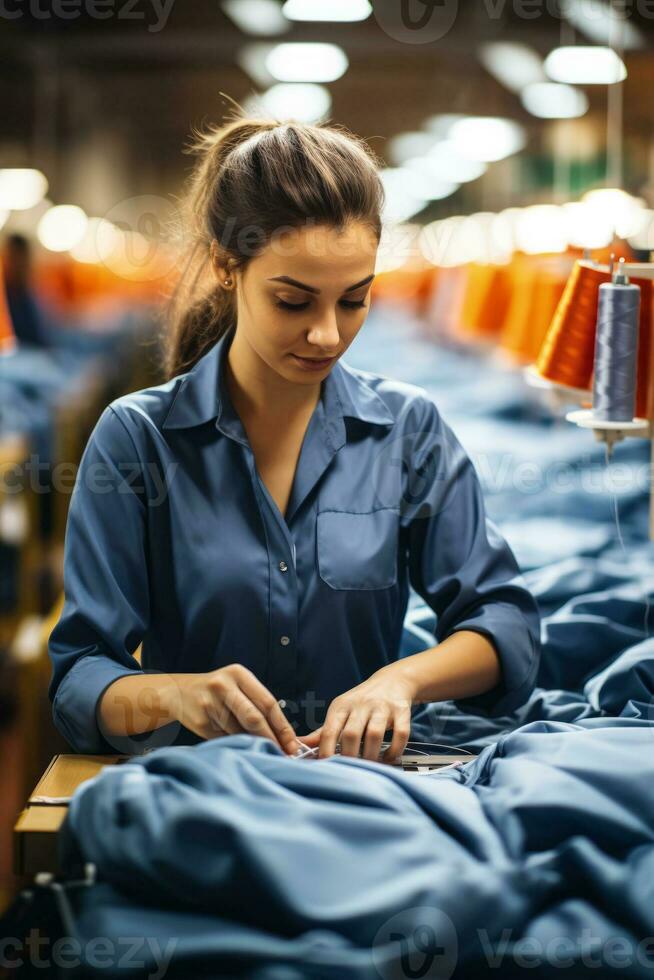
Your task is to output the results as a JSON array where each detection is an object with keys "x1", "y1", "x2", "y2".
[{"x1": 224, "y1": 328, "x2": 321, "y2": 427}]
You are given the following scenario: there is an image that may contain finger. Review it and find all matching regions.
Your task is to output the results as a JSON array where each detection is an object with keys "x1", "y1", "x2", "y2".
[
  {"x1": 266, "y1": 702, "x2": 302, "y2": 755},
  {"x1": 339, "y1": 709, "x2": 370, "y2": 758},
  {"x1": 238, "y1": 672, "x2": 300, "y2": 754},
  {"x1": 362, "y1": 710, "x2": 390, "y2": 762},
  {"x1": 225, "y1": 689, "x2": 284, "y2": 748},
  {"x1": 319, "y1": 708, "x2": 349, "y2": 758},
  {"x1": 381, "y1": 708, "x2": 411, "y2": 764},
  {"x1": 300, "y1": 728, "x2": 323, "y2": 747}
]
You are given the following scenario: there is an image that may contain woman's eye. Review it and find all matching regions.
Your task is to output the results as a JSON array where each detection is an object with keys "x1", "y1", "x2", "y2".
[
  {"x1": 340, "y1": 299, "x2": 366, "y2": 309},
  {"x1": 275, "y1": 298, "x2": 366, "y2": 312},
  {"x1": 276, "y1": 299, "x2": 310, "y2": 311}
]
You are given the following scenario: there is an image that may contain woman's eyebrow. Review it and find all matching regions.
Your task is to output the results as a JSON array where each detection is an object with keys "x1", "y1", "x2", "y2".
[{"x1": 267, "y1": 273, "x2": 375, "y2": 294}]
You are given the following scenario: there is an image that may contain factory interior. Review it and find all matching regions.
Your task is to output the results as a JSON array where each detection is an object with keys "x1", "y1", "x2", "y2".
[{"x1": 2, "y1": 1, "x2": 654, "y2": 977}]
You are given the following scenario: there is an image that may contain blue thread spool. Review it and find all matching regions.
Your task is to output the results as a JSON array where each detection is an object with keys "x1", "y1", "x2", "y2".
[{"x1": 592, "y1": 258, "x2": 641, "y2": 423}]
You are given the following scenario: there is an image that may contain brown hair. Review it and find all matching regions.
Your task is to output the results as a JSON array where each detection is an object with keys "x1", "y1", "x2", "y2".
[{"x1": 162, "y1": 109, "x2": 385, "y2": 379}]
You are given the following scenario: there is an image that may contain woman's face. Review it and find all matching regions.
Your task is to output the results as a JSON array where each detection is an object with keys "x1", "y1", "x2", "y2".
[{"x1": 225, "y1": 220, "x2": 378, "y2": 385}]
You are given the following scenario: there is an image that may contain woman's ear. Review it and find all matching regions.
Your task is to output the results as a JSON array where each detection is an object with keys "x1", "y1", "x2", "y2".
[{"x1": 209, "y1": 241, "x2": 233, "y2": 287}]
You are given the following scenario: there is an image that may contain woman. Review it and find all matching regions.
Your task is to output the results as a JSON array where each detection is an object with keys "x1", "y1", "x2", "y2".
[{"x1": 48, "y1": 115, "x2": 541, "y2": 762}]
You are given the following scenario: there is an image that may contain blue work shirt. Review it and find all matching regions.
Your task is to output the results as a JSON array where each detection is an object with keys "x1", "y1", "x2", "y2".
[{"x1": 48, "y1": 324, "x2": 541, "y2": 754}]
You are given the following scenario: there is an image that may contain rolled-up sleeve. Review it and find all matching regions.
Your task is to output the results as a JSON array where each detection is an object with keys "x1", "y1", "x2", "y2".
[
  {"x1": 402, "y1": 397, "x2": 541, "y2": 716},
  {"x1": 48, "y1": 405, "x2": 147, "y2": 753}
]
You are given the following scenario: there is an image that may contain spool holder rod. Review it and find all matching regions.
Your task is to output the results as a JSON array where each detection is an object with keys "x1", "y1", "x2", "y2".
[{"x1": 564, "y1": 413, "x2": 653, "y2": 539}]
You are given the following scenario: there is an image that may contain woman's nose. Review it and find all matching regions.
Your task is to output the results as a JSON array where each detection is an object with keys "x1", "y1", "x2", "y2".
[{"x1": 307, "y1": 311, "x2": 340, "y2": 349}]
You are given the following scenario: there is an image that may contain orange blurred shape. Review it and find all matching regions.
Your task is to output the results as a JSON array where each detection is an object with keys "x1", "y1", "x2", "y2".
[
  {"x1": 423, "y1": 265, "x2": 469, "y2": 342},
  {"x1": 414, "y1": 266, "x2": 440, "y2": 319},
  {"x1": 0, "y1": 262, "x2": 16, "y2": 354},
  {"x1": 500, "y1": 254, "x2": 571, "y2": 365},
  {"x1": 536, "y1": 260, "x2": 607, "y2": 390},
  {"x1": 371, "y1": 267, "x2": 435, "y2": 317},
  {"x1": 458, "y1": 263, "x2": 513, "y2": 342},
  {"x1": 35, "y1": 251, "x2": 177, "y2": 318}
]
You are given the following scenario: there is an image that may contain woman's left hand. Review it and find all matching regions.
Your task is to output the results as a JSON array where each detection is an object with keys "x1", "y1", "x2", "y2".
[{"x1": 300, "y1": 665, "x2": 416, "y2": 763}]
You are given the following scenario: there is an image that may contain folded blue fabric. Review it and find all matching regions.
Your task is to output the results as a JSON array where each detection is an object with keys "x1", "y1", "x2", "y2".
[{"x1": 61, "y1": 721, "x2": 654, "y2": 978}]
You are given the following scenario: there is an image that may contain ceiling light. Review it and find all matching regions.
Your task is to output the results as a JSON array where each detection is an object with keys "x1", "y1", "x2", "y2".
[
  {"x1": 379, "y1": 168, "x2": 428, "y2": 224},
  {"x1": 388, "y1": 132, "x2": 438, "y2": 166},
  {"x1": 245, "y1": 84, "x2": 332, "y2": 124},
  {"x1": 70, "y1": 217, "x2": 124, "y2": 264},
  {"x1": 37, "y1": 205, "x2": 88, "y2": 252},
  {"x1": 515, "y1": 205, "x2": 568, "y2": 254},
  {"x1": 376, "y1": 223, "x2": 422, "y2": 274},
  {"x1": 479, "y1": 42, "x2": 546, "y2": 93},
  {"x1": 266, "y1": 43, "x2": 348, "y2": 83},
  {"x1": 627, "y1": 210, "x2": 654, "y2": 250},
  {"x1": 544, "y1": 46, "x2": 627, "y2": 84},
  {"x1": 0, "y1": 169, "x2": 48, "y2": 211},
  {"x1": 581, "y1": 188, "x2": 646, "y2": 238},
  {"x1": 222, "y1": 0, "x2": 289, "y2": 36},
  {"x1": 562, "y1": 202, "x2": 614, "y2": 248},
  {"x1": 561, "y1": 0, "x2": 643, "y2": 50},
  {"x1": 282, "y1": 0, "x2": 372, "y2": 22},
  {"x1": 422, "y1": 114, "x2": 467, "y2": 139},
  {"x1": 521, "y1": 82, "x2": 589, "y2": 118},
  {"x1": 448, "y1": 117, "x2": 527, "y2": 163},
  {"x1": 420, "y1": 215, "x2": 489, "y2": 267},
  {"x1": 238, "y1": 44, "x2": 277, "y2": 87},
  {"x1": 405, "y1": 148, "x2": 486, "y2": 185},
  {"x1": 401, "y1": 170, "x2": 459, "y2": 201}
]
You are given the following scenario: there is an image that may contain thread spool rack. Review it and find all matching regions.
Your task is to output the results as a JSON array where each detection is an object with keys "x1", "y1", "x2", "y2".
[{"x1": 527, "y1": 261, "x2": 654, "y2": 541}]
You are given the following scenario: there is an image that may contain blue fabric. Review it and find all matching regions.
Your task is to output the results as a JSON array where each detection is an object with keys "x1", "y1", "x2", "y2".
[
  {"x1": 60, "y1": 716, "x2": 654, "y2": 978},
  {"x1": 47, "y1": 322, "x2": 540, "y2": 753}
]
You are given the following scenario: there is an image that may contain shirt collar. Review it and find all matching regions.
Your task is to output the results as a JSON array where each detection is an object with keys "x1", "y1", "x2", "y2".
[{"x1": 161, "y1": 325, "x2": 395, "y2": 431}]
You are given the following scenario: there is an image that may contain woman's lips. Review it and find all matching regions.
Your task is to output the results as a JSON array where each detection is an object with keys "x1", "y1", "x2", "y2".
[{"x1": 290, "y1": 353, "x2": 336, "y2": 369}]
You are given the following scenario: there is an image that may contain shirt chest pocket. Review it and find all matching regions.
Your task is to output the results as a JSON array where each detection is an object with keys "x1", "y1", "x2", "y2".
[{"x1": 316, "y1": 508, "x2": 399, "y2": 590}]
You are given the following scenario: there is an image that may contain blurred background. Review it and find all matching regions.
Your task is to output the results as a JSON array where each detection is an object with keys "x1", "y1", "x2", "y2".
[{"x1": 2, "y1": 0, "x2": 654, "y2": 908}]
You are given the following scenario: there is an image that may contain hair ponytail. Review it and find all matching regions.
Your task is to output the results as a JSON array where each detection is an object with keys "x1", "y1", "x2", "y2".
[{"x1": 162, "y1": 108, "x2": 384, "y2": 380}]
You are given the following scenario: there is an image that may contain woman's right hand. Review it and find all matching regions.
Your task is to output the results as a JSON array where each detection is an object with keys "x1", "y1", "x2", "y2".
[{"x1": 174, "y1": 664, "x2": 301, "y2": 755}]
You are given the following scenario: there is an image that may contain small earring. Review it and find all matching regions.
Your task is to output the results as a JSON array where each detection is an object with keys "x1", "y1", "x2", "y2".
[{"x1": 224, "y1": 278, "x2": 232, "y2": 287}]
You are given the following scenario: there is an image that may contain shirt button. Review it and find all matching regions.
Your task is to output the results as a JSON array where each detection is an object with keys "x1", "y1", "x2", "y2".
[
  {"x1": 279, "y1": 560, "x2": 288, "y2": 572},
  {"x1": 280, "y1": 635, "x2": 290, "y2": 646}
]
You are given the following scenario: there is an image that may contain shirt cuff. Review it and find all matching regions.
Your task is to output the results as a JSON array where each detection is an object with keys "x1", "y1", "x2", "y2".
[
  {"x1": 52, "y1": 653, "x2": 143, "y2": 754},
  {"x1": 446, "y1": 602, "x2": 540, "y2": 717}
]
